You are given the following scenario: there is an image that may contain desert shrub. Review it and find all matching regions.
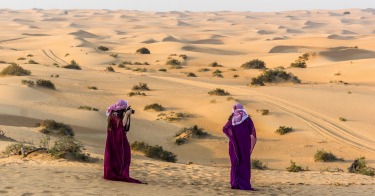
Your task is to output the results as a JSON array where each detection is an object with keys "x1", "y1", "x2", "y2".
[
  {"x1": 159, "y1": 68, "x2": 167, "y2": 72},
  {"x1": 0, "y1": 63, "x2": 31, "y2": 76},
  {"x1": 175, "y1": 125, "x2": 209, "y2": 139},
  {"x1": 2, "y1": 143, "x2": 36, "y2": 157},
  {"x1": 128, "y1": 91, "x2": 146, "y2": 97},
  {"x1": 106, "y1": 66, "x2": 115, "y2": 72},
  {"x1": 133, "y1": 68, "x2": 147, "y2": 72},
  {"x1": 87, "y1": 86, "x2": 98, "y2": 90},
  {"x1": 212, "y1": 69, "x2": 223, "y2": 78},
  {"x1": 38, "y1": 119, "x2": 74, "y2": 137},
  {"x1": 36, "y1": 79, "x2": 55, "y2": 89},
  {"x1": 241, "y1": 59, "x2": 266, "y2": 69},
  {"x1": 179, "y1": 54, "x2": 187, "y2": 60},
  {"x1": 166, "y1": 59, "x2": 182, "y2": 69},
  {"x1": 49, "y1": 136, "x2": 88, "y2": 161},
  {"x1": 175, "y1": 138, "x2": 188, "y2": 145},
  {"x1": 209, "y1": 61, "x2": 222, "y2": 67},
  {"x1": 157, "y1": 112, "x2": 191, "y2": 122},
  {"x1": 21, "y1": 80, "x2": 35, "y2": 86},
  {"x1": 122, "y1": 61, "x2": 133, "y2": 65},
  {"x1": 233, "y1": 74, "x2": 239, "y2": 78},
  {"x1": 186, "y1": 72, "x2": 196, "y2": 77},
  {"x1": 118, "y1": 64, "x2": 126, "y2": 68},
  {"x1": 98, "y1": 46, "x2": 109, "y2": 51},
  {"x1": 78, "y1": 106, "x2": 99, "y2": 111},
  {"x1": 226, "y1": 96, "x2": 235, "y2": 101},
  {"x1": 343, "y1": 11, "x2": 351, "y2": 15},
  {"x1": 339, "y1": 117, "x2": 347, "y2": 122},
  {"x1": 275, "y1": 126, "x2": 292, "y2": 135},
  {"x1": 0, "y1": 60, "x2": 7, "y2": 63},
  {"x1": 250, "y1": 68, "x2": 301, "y2": 86},
  {"x1": 290, "y1": 60, "x2": 306, "y2": 68},
  {"x1": 208, "y1": 88, "x2": 230, "y2": 96},
  {"x1": 131, "y1": 141, "x2": 177, "y2": 162},
  {"x1": 198, "y1": 68, "x2": 210, "y2": 72},
  {"x1": 110, "y1": 54, "x2": 118, "y2": 58},
  {"x1": 136, "y1": 47, "x2": 150, "y2": 54},
  {"x1": 252, "y1": 159, "x2": 267, "y2": 170},
  {"x1": 144, "y1": 103, "x2": 164, "y2": 111},
  {"x1": 315, "y1": 150, "x2": 343, "y2": 162},
  {"x1": 18, "y1": 57, "x2": 26, "y2": 60},
  {"x1": 0, "y1": 130, "x2": 16, "y2": 142},
  {"x1": 133, "y1": 62, "x2": 143, "y2": 65},
  {"x1": 286, "y1": 161, "x2": 307, "y2": 172},
  {"x1": 348, "y1": 157, "x2": 374, "y2": 176},
  {"x1": 256, "y1": 109, "x2": 269, "y2": 115},
  {"x1": 27, "y1": 54, "x2": 33, "y2": 57},
  {"x1": 132, "y1": 82, "x2": 150, "y2": 91},
  {"x1": 63, "y1": 60, "x2": 81, "y2": 70},
  {"x1": 65, "y1": 53, "x2": 70, "y2": 57},
  {"x1": 27, "y1": 59, "x2": 39, "y2": 64}
]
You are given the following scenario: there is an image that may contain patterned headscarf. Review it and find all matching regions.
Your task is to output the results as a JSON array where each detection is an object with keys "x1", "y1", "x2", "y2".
[
  {"x1": 106, "y1": 99, "x2": 128, "y2": 116},
  {"x1": 232, "y1": 103, "x2": 249, "y2": 126}
]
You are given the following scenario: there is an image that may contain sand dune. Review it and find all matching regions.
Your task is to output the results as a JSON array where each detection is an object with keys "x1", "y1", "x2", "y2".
[
  {"x1": 181, "y1": 45, "x2": 243, "y2": 55},
  {"x1": 342, "y1": 30, "x2": 357, "y2": 35},
  {"x1": 190, "y1": 39, "x2": 224, "y2": 45},
  {"x1": 319, "y1": 47, "x2": 375, "y2": 61},
  {"x1": 327, "y1": 34, "x2": 355, "y2": 40},
  {"x1": 162, "y1": 35, "x2": 180, "y2": 42},
  {"x1": 303, "y1": 21, "x2": 326, "y2": 28},
  {"x1": 68, "y1": 30, "x2": 99, "y2": 39}
]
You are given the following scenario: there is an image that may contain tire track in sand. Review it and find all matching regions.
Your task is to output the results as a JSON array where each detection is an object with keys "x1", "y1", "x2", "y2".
[
  {"x1": 40, "y1": 49, "x2": 68, "y2": 65},
  {"x1": 151, "y1": 76, "x2": 375, "y2": 153}
]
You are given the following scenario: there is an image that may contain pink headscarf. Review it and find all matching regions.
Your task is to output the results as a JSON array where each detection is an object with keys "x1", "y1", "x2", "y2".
[
  {"x1": 106, "y1": 99, "x2": 128, "y2": 116},
  {"x1": 232, "y1": 103, "x2": 249, "y2": 126}
]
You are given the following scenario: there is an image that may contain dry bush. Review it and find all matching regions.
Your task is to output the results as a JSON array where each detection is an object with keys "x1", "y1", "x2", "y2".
[
  {"x1": 251, "y1": 68, "x2": 300, "y2": 86},
  {"x1": 0, "y1": 63, "x2": 31, "y2": 76},
  {"x1": 275, "y1": 126, "x2": 293, "y2": 135},
  {"x1": 286, "y1": 161, "x2": 307, "y2": 172},
  {"x1": 208, "y1": 88, "x2": 230, "y2": 96},
  {"x1": 241, "y1": 59, "x2": 266, "y2": 69},
  {"x1": 252, "y1": 159, "x2": 268, "y2": 170},
  {"x1": 37, "y1": 119, "x2": 74, "y2": 137},
  {"x1": 136, "y1": 47, "x2": 150, "y2": 54},
  {"x1": 315, "y1": 150, "x2": 344, "y2": 162},
  {"x1": 63, "y1": 60, "x2": 81, "y2": 70},
  {"x1": 348, "y1": 157, "x2": 374, "y2": 176},
  {"x1": 132, "y1": 82, "x2": 150, "y2": 91},
  {"x1": 131, "y1": 141, "x2": 177, "y2": 162},
  {"x1": 144, "y1": 103, "x2": 164, "y2": 111}
]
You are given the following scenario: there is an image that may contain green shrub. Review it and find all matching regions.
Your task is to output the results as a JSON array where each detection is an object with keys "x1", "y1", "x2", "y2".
[
  {"x1": 78, "y1": 106, "x2": 99, "y2": 111},
  {"x1": 0, "y1": 64, "x2": 31, "y2": 76},
  {"x1": 36, "y1": 79, "x2": 55, "y2": 89},
  {"x1": 175, "y1": 125, "x2": 209, "y2": 144},
  {"x1": 28, "y1": 59, "x2": 39, "y2": 64},
  {"x1": 38, "y1": 119, "x2": 74, "y2": 137},
  {"x1": 21, "y1": 80, "x2": 35, "y2": 86},
  {"x1": 252, "y1": 159, "x2": 267, "y2": 170},
  {"x1": 133, "y1": 68, "x2": 147, "y2": 72},
  {"x1": 128, "y1": 91, "x2": 146, "y2": 97},
  {"x1": 106, "y1": 66, "x2": 115, "y2": 72},
  {"x1": 348, "y1": 157, "x2": 374, "y2": 176},
  {"x1": 187, "y1": 72, "x2": 196, "y2": 77},
  {"x1": 212, "y1": 69, "x2": 223, "y2": 78},
  {"x1": 98, "y1": 46, "x2": 109, "y2": 51},
  {"x1": 27, "y1": 54, "x2": 33, "y2": 57},
  {"x1": 250, "y1": 68, "x2": 300, "y2": 86},
  {"x1": 63, "y1": 60, "x2": 81, "y2": 70},
  {"x1": 198, "y1": 68, "x2": 210, "y2": 72},
  {"x1": 87, "y1": 86, "x2": 97, "y2": 90},
  {"x1": 315, "y1": 150, "x2": 343, "y2": 162},
  {"x1": 131, "y1": 141, "x2": 177, "y2": 162},
  {"x1": 339, "y1": 117, "x2": 347, "y2": 122},
  {"x1": 208, "y1": 88, "x2": 230, "y2": 96},
  {"x1": 49, "y1": 136, "x2": 88, "y2": 161},
  {"x1": 290, "y1": 60, "x2": 306, "y2": 68},
  {"x1": 209, "y1": 61, "x2": 222, "y2": 67},
  {"x1": 241, "y1": 59, "x2": 266, "y2": 69},
  {"x1": 256, "y1": 109, "x2": 269, "y2": 115},
  {"x1": 2, "y1": 143, "x2": 36, "y2": 157},
  {"x1": 286, "y1": 161, "x2": 307, "y2": 172},
  {"x1": 136, "y1": 47, "x2": 151, "y2": 54},
  {"x1": 159, "y1": 68, "x2": 167, "y2": 72},
  {"x1": 18, "y1": 57, "x2": 26, "y2": 60},
  {"x1": 132, "y1": 82, "x2": 150, "y2": 91},
  {"x1": 275, "y1": 126, "x2": 292, "y2": 135},
  {"x1": 144, "y1": 103, "x2": 165, "y2": 111},
  {"x1": 233, "y1": 74, "x2": 239, "y2": 78},
  {"x1": 166, "y1": 59, "x2": 182, "y2": 69}
]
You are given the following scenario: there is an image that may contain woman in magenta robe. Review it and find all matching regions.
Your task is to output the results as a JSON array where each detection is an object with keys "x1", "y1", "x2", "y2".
[
  {"x1": 223, "y1": 103, "x2": 257, "y2": 190},
  {"x1": 103, "y1": 99, "x2": 141, "y2": 183}
]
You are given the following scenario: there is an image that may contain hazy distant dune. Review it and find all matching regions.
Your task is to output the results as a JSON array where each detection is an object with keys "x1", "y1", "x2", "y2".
[
  {"x1": 320, "y1": 47, "x2": 375, "y2": 61},
  {"x1": 68, "y1": 30, "x2": 98, "y2": 38}
]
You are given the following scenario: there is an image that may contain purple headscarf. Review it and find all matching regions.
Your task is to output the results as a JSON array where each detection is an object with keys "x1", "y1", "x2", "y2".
[
  {"x1": 106, "y1": 99, "x2": 128, "y2": 116},
  {"x1": 232, "y1": 103, "x2": 249, "y2": 126}
]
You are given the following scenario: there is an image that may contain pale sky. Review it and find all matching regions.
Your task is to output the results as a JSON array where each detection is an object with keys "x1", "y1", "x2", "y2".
[{"x1": 0, "y1": 0, "x2": 374, "y2": 12}]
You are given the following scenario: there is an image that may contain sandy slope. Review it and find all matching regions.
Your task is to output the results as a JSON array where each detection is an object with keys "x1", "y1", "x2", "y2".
[{"x1": 1, "y1": 8, "x2": 375, "y2": 195}]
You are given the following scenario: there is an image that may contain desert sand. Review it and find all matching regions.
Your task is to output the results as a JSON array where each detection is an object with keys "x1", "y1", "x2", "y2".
[{"x1": 1, "y1": 8, "x2": 375, "y2": 195}]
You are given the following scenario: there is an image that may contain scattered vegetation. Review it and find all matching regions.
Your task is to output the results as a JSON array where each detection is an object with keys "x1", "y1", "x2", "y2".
[
  {"x1": 256, "y1": 109, "x2": 269, "y2": 115},
  {"x1": 233, "y1": 74, "x2": 239, "y2": 78},
  {"x1": 136, "y1": 47, "x2": 151, "y2": 54},
  {"x1": 128, "y1": 91, "x2": 146, "y2": 97},
  {"x1": 131, "y1": 141, "x2": 177, "y2": 162},
  {"x1": 144, "y1": 103, "x2": 165, "y2": 111},
  {"x1": 98, "y1": 46, "x2": 109, "y2": 51},
  {"x1": 78, "y1": 105, "x2": 99, "y2": 111},
  {"x1": 175, "y1": 125, "x2": 209, "y2": 145},
  {"x1": 208, "y1": 88, "x2": 230, "y2": 96},
  {"x1": 166, "y1": 59, "x2": 182, "y2": 69},
  {"x1": 252, "y1": 159, "x2": 268, "y2": 170},
  {"x1": 21, "y1": 80, "x2": 35, "y2": 86},
  {"x1": 132, "y1": 82, "x2": 150, "y2": 91},
  {"x1": 87, "y1": 86, "x2": 98, "y2": 90},
  {"x1": 18, "y1": 57, "x2": 26, "y2": 60},
  {"x1": 159, "y1": 68, "x2": 167, "y2": 72},
  {"x1": 286, "y1": 161, "x2": 307, "y2": 172},
  {"x1": 157, "y1": 112, "x2": 191, "y2": 122},
  {"x1": 179, "y1": 54, "x2": 187, "y2": 60},
  {"x1": 226, "y1": 96, "x2": 235, "y2": 101},
  {"x1": 343, "y1": 11, "x2": 351, "y2": 15},
  {"x1": 250, "y1": 68, "x2": 301, "y2": 86},
  {"x1": 241, "y1": 59, "x2": 266, "y2": 69},
  {"x1": 290, "y1": 53, "x2": 312, "y2": 68},
  {"x1": 27, "y1": 54, "x2": 33, "y2": 57},
  {"x1": 118, "y1": 64, "x2": 126, "y2": 68},
  {"x1": 27, "y1": 59, "x2": 39, "y2": 64},
  {"x1": 122, "y1": 61, "x2": 133, "y2": 65},
  {"x1": 0, "y1": 130, "x2": 16, "y2": 142},
  {"x1": 0, "y1": 60, "x2": 7, "y2": 64},
  {"x1": 37, "y1": 119, "x2": 74, "y2": 137},
  {"x1": 212, "y1": 69, "x2": 223, "y2": 78},
  {"x1": 275, "y1": 126, "x2": 293, "y2": 135},
  {"x1": 2, "y1": 143, "x2": 36, "y2": 157},
  {"x1": 106, "y1": 66, "x2": 115, "y2": 72},
  {"x1": 110, "y1": 54, "x2": 118, "y2": 58},
  {"x1": 0, "y1": 63, "x2": 31, "y2": 76},
  {"x1": 132, "y1": 68, "x2": 147, "y2": 72},
  {"x1": 209, "y1": 61, "x2": 223, "y2": 67},
  {"x1": 348, "y1": 157, "x2": 375, "y2": 176},
  {"x1": 339, "y1": 117, "x2": 347, "y2": 122},
  {"x1": 198, "y1": 68, "x2": 210, "y2": 72},
  {"x1": 314, "y1": 150, "x2": 343, "y2": 162},
  {"x1": 36, "y1": 79, "x2": 55, "y2": 89},
  {"x1": 186, "y1": 72, "x2": 197, "y2": 77},
  {"x1": 63, "y1": 60, "x2": 81, "y2": 70},
  {"x1": 49, "y1": 136, "x2": 89, "y2": 161}
]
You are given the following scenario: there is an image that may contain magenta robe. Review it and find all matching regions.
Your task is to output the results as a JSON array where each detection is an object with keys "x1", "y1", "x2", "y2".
[
  {"x1": 223, "y1": 117, "x2": 257, "y2": 190},
  {"x1": 104, "y1": 113, "x2": 141, "y2": 183}
]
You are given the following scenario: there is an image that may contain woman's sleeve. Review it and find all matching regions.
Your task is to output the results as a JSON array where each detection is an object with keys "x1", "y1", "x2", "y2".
[
  {"x1": 248, "y1": 118, "x2": 257, "y2": 154},
  {"x1": 223, "y1": 120, "x2": 233, "y2": 139}
]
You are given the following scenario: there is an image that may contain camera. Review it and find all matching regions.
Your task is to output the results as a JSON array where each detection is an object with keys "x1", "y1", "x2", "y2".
[{"x1": 126, "y1": 106, "x2": 135, "y2": 114}]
